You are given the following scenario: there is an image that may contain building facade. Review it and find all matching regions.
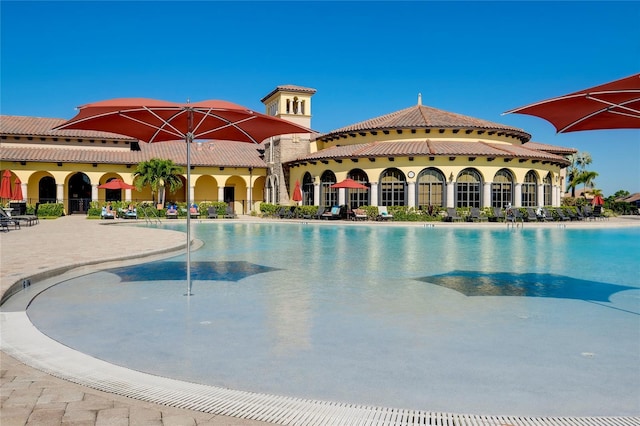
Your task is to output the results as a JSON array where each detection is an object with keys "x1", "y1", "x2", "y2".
[{"x1": 0, "y1": 85, "x2": 574, "y2": 214}]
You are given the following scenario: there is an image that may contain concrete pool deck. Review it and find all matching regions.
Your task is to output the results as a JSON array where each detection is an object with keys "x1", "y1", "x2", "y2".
[{"x1": 1, "y1": 215, "x2": 639, "y2": 426}]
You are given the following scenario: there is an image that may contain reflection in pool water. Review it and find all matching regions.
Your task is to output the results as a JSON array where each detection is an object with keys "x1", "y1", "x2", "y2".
[{"x1": 27, "y1": 223, "x2": 640, "y2": 417}]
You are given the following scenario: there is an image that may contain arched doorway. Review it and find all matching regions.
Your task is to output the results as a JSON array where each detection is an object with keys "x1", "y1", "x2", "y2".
[
  {"x1": 68, "y1": 173, "x2": 92, "y2": 214},
  {"x1": 302, "y1": 172, "x2": 314, "y2": 206},
  {"x1": 39, "y1": 176, "x2": 56, "y2": 204}
]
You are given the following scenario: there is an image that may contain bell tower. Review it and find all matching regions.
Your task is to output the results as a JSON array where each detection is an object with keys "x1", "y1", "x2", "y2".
[{"x1": 260, "y1": 85, "x2": 316, "y2": 205}]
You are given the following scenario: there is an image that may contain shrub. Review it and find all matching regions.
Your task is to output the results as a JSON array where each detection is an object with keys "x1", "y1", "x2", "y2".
[{"x1": 37, "y1": 203, "x2": 64, "y2": 218}]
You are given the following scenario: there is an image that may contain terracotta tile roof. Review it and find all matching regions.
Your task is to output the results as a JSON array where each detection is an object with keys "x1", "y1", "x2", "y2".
[
  {"x1": 317, "y1": 104, "x2": 531, "y2": 142},
  {"x1": 1, "y1": 115, "x2": 267, "y2": 168},
  {"x1": 523, "y1": 141, "x2": 578, "y2": 154},
  {"x1": 294, "y1": 140, "x2": 569, "y2": 165},
  {"x1": 0, "y1": 115, "x2": 136, "y2": 140},
  {"x1": 260, "y1": 85, "x2": 317, "y2": 102}
]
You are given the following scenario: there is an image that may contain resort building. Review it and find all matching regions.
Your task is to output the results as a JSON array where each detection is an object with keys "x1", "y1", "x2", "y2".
[{"x1": 0, "y1": 85, "x2": 575, "y2": 214}]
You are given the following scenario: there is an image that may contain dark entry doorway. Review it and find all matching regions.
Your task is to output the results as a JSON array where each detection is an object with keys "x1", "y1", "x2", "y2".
[{"x1": 68, "y1": 173, "x2": 92, "y2": 214}]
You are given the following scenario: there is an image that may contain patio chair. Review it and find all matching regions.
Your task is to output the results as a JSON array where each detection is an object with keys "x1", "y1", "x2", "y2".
[
  {"x1": 555, "y1": 208, "x2": 571, "y2": 221},
  {"x1": 353, "y1": 208, "x2": 368, "y2": 221},
  {"x1": 492, "y1": 207, "x2": 505, "y2": 222},
  {"x1": 189, "y1": 206, "x2": 200, "y2": 219},
  {"x1": 525, "y1": 208, "x2": 539, "y2": 222},
  {"x1": 207, "y1": 206, "x2": 218, "y2": 219},
  {"x1": 101, "y1": 206, "x2": 115, "y2": 219},
  {"x1": 224, "y1": 205, "x2": 237, "y2": 219},
  {"x1": 313, "y1": 206, "x2": 327, "y2": 219},
  {"x1": 377, "y1": 206, "x2": 394, "y2": 221},
  {"x1": 321, "y1": 206, "x2": 341, "y2": 220},
  {"x1": 166, "y1": 206, "x2": 178, "y2": 219},
  {"x1": 1, "y1": 208, "x2": 38, "y2": 226},
  {"x1": 445, "y1": 207, "x2": 462, "y2": 222},
  {"x1": 506, "y1": 208, "x2": 524, "y2": 227},
  {"x1": 468, "y1": 207, "x2": 487, "y2": 222},
  {"x1": 0, "y1": 209, "x2": 21, "y2": 230},
  {"x1": 593, "y1": 205, "x2": 604, "y2": 220},
  {"x1": 542, "y1": 208, "x2": 556, "y2": 221}
]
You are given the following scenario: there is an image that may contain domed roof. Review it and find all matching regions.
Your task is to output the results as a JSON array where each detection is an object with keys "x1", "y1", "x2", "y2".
[{"x1": 317, "y1": 103, "x2": 531, "y2": 143}]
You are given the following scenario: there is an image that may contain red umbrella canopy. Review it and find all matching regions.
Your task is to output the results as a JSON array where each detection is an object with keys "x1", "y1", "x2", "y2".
[
  {"x1": 592, "y1": 195, "x2": 604, "y2": 206},
  {"x1": 505, "y1": 73, "x2": 640, "y2": 133},
  {"x1": 12, "y1": 177, "x2": 23, "y2": 201},
  {"x1": 53, "y1": 98, "x2": 312, "y2": 143},
  {"x1": 0, "y1": 170, "x2": 13, "y2": 199},
  {"x1": 330, "y1": 178, "x2": 369, "y2": 190},
  {"x1": 98, "y1": 179, "x2": 136, "y2": 190},
  {"x1": 292, "y1": 180, "x2": 303, "y2": 202}
]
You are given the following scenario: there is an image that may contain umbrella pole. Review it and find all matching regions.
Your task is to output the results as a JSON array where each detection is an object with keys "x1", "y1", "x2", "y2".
[{"x1": 185, "y1": 131, "x2": 193, "y2": 296}]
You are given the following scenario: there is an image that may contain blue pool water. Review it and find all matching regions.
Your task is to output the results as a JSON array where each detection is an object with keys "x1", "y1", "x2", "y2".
[{"x1": 27, "y1": 223, "x2": 640, "y2": 416}]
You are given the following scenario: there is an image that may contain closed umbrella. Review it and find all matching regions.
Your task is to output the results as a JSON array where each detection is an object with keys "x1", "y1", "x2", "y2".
[
  {"x1": 12, "y1": 177, "x2": 23, "y2": 201},
  {"x1": 53, "y1": 98, "x2": 311, "y2": 297},
  {"x1": 592, "y1": 195, "x2": 604, "y2": 206},
  {"x1": 292, "y1": 180, "x2": 302, "y2": 203},
  {"x1": 504, "y1": 73, "x2": 640, "y2": 133},
  {"x1": 0, "y1": 170, "x2": 13, "y2": 200}
]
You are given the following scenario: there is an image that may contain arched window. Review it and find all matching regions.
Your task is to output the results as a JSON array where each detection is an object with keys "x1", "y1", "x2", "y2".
[
  {"x1": 266, "y1": 175, "x2": 279, "y2": 204},
  {"x1": 302, "y1": 172, "x2": 314, "y2": 206},
  {"x1": 417, "y1": 168, "x2": 445, "y2": 209},
  {"x1": 320, "y1": 170, "x2": 337, "y2": 207},
  {"x1": 491, "y1": 169, "x2": 513, "y2": 208},
  {"x1": 544, "y1": 173, "x2": 552, "y2": 206},
  {"x1": 522, "y1": 171, "x2": 537, "y2": 207},
  {"x1": 38, "y1": 176, "x2": 56, "y2": 204},
  {"x1": 457, "y1": 168, "x2": 482, "y2": 208},
  {"x1": 347, "y1": 169, "x2": 369, "y2": 208},
  {"x1": 380, "y1": 168, "x2": 406, "y2": 206}
]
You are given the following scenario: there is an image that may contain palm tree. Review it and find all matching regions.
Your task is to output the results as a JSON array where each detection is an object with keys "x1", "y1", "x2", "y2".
[
  {"x1": 565, "y1": 153, "x2": 579, "y2": 198},
  {"x1": 133, "y1": 158, "x2": 184, "y2": 206},
  {"x1": 574, "y1": 170, "x2": 599, "y2": 195}
]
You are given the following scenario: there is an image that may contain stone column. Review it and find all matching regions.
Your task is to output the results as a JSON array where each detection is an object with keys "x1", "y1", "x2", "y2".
[
  {"x1": 92, "y1": 184, "x2": 98, "y2": 202},
  {"x1": 314, "y1": 182, "x2": 320, "y2": 206},
  {"x1": 370, "y1": 182, "x2": 379, "y2": 206},
  {"x1": 537, "y1": 183, "x2": 544, "y2": 207},
  {"x1": 57, "y1": 184, "x2": 64, "y2": 203},
  {"x1": 446, "y1": 181, "x2": 455, "y2": 208},
  {"x1": 483, "y1": 182, "x2": 491, "y2": 208},
  {"x1": 125, "y1": 189, "x2": 132, "y2": 202},
  {"x1": 246, "y1": 186, "x2": 252, "y2": 214},
  {"x1": 407, "y1": 181, "x2": 415, "y2": 209},
  {"x1": 514, "y1": 183, "x2": 522, "y2": 207},
  {"x1": 218, "y1": 186, "x2": 224, "y2": 203},
  {"x1": 338, "y1": 188, "x2": 346, "y2": 206}
]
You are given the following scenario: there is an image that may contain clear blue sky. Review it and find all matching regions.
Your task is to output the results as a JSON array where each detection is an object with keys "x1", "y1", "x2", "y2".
[{"x1": 2, "y1": 1, "x2": 638, "y2": 196}]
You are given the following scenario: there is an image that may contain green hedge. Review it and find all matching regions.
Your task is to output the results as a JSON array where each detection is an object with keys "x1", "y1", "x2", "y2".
[{"x1": 37, "y1": 203, "x2": 64, "y2": 218}]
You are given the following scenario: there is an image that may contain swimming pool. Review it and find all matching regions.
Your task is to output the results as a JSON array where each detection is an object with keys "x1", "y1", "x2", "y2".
[{"x1": 26, "y1": 223, "x2": 640, "y2": 417}]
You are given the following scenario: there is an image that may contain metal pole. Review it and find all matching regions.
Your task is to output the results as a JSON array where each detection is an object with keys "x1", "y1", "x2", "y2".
[
  {"x1": 185, "y1": 109, "x2": 193, "y2": 296},
  {"x1": 185, "y1": 131, "x2": 193, "y2": 296}
]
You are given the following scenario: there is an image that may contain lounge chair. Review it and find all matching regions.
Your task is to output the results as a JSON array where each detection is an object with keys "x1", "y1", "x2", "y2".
[
  {"x1": 377, "y1": 206, "x2": 394, "y2": 221},
  {"x1": 445, "y1": 207, "x2": 462, "y2": 222},
  {"x1": 506, "y1": 208, "x2": 523, "y2": 227},
  {"x1": 525, "y1": 208, "x2": 539, "y2": 222},
  {"x1": 124, "y1": 208, "x2": 138, "y2": 219},
  {"x1": 166, "y1": 207, "x2": 178, "y2": 219},
  {"x1": 491, "y1": 207, "x2": 505, "y2": 222},
  {"x1": 312, "y1": 206, "x2": 327, "y2": 219},
  {"x1": 0, "y1": 209, "x2": 21, "y2": 230},
  {"x1": 321, "y1": 206, "x2": 341, "y2": 220},
  {"x1": 555, "y1": 208, "x2": 571, "y2": 221},
  {"x1": 101, "y1": 206, "x2": 115, "y2": 219},
  {"x1": 353, "y1": 208, "x2": 367, "y2": 221},
  {"x1": 189, "y1": 206, "x2": 200, "y2": 219},
  {"x1": 581, "y1": 205, "x2": 594, "y2": 220},
  {"x1": 207, "y1": 206, "x2": 218, "y2": 219},
  {"x1": 1, "y1": 207, "x2": 38, "y2": 226},
  {"x1": 542, "y1": 208, "x2": 556, "y2": 222},
  {"x1": 593, "y1": 205, "x2": 604, "y2": 220},
  {"x1": 224, "y1": 205, "x2": 237, "y2": 219},
  {"x1": 468, "y1": 207, "x2": 487, "y2": 222}
]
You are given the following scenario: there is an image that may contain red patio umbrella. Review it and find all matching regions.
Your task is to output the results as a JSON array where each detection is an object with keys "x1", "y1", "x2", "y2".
[
  {"x1": 53, "y1": 98, "x2": 312, "y2": 296},
  {"x1": 98, "y1": 179, "x2": 136, "y2": 190},
  {"x1": 330, "y1": 178, "x2": 369, "y2": 190},
  {"x1": 12, "y1": 177, "x2": 23, "y2": 201},
  {"x1": 592, "y1": 195, "x2": 604, "y2": 206},
  {"x1": 292, "y1": 180, "x2": 303, "y2": 202},
  {"x1": 504, "y1": 73, "x2": 640, "y2": 133},
  {"x1": 0, "y1": 170, "x2": 13, "y2": 200}
]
